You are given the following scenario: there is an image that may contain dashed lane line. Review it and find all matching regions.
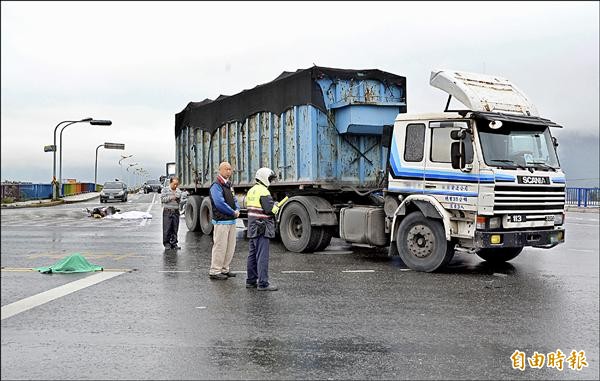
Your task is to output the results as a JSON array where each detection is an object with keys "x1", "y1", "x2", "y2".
[
  {"x1": 1, "y1": 271, "x2": 125, "y2": 320},
  {"x1": 345, "y1": 269, "x2": 377, "y2": 273},
  {"x1": 281, "y1": 270, "x2": 315, "y2": 274},
  {"x1": 140, "y1": 193, "x2": 157, "y2": 227}
]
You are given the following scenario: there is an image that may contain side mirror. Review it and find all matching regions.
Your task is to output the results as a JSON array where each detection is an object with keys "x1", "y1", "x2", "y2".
[
  {"x1": 552, "y1": 137, "x2": 559, "y2": 147},
  {"x1": 451, "y1": 141, "x2": 466, "y2": 169},
  {"x1": 381, "y1": 125, "x2": 393, "y2": 148},
  {"x1": 450, "y1": 129, "x2": 466, "y2": 140}
]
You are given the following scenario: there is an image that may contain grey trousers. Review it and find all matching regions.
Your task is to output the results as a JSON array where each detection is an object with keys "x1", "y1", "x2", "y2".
[{"x1": 162, "y1": 208, "x2": 180, "y2": 247}]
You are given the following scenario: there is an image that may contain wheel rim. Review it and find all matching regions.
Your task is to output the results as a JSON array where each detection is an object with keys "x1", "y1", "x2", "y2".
[
  {"x1": 287, "y1": 215, "x2": 303, "y2": 240},
  {"x1": 407, "y1": 224, "x2": 434, "y2": 258}
]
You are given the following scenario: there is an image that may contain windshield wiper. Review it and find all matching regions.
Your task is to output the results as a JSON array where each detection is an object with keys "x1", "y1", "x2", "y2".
[
  {"x1": 527, "y1": 161, "x2": 557, "y2": 172},
  {"x1": 488, "y1": 159, "x2": 527, "y2": 170}
]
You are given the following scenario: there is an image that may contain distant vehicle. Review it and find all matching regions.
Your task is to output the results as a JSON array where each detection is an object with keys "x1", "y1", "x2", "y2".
[
  {"x1": 100, "y1": 181, "x2": 128, "y2": 203},
  {"x1": 144, "y1": 179, "x2": 162, "y2": 193}
]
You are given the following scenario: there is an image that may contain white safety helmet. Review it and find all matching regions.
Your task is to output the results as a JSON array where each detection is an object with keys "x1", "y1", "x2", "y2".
[{"x1": 255, "y1": 167, "x2": 276, "y2": 187}]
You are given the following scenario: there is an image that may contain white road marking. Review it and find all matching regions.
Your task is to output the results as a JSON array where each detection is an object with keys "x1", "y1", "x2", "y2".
[
  {"x1": 281, "y1": 270, "x2": 315, "y2": 274},
  {"x1": 140, "y1": 193, "x2": 157, "y2": 226},
  {"x1": 342, "y1": 270, "x2": 375, "y2": 273},
  {"x1": 569, "y1": 249, "x2": 595, "y2": 253},
  {"x1": 1, "y1": 271, "x2": 124, "y2": 321},
  {"x1": 195, "y1": 306, "x2": 207, "y2": 309},
  {"x1": 158, "y1": 270, "x2": 191, "y2": 273}
]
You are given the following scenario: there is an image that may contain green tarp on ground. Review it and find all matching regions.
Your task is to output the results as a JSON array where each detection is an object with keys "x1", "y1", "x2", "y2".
[{"x1": 35, "y1": 253, "x2": 103, "y2": 274}]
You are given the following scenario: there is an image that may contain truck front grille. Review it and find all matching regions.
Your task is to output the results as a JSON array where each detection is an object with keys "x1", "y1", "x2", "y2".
[{"x1": 494, "y1": 185, "x2": 565, "y2": 215}]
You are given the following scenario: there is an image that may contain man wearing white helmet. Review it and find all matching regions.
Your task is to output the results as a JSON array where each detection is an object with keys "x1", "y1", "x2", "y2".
[{"x1": 245, "y1": 167, "x2": 284, "y2": 291}]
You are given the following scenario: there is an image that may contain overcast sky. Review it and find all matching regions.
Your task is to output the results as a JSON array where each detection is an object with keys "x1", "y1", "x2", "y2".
[{"x1": 1, "y1": 1, "x2": 598, "y2": 185}]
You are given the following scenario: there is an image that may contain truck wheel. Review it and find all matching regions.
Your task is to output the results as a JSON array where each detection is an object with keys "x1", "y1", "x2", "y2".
[
  {"x1": 476, "y1": 247, "x2": 523, "y2": 263},
  {"x1": 279, "y1": 202, "x2": 321, "y2": 252},
  {"x1": 396, "y1": 212, "x2": 454, "y2": 272},
  {"x1": 313, "y1": 228, "x2": 333, "y2": 252},
  {"x1": 199, "y1": 197, "x2": 213, "y2": 235},
  {"x1": 185, "y1": 195, "x2": 203, "y2": 232}
]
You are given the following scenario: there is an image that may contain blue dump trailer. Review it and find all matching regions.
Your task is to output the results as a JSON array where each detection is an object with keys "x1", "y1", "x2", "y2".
[
  {"x1": 175, "y1": 66, "x2": 406, "y2": 252},
  {"x1": 175, "y1": 67, "x2": 566, "y2": 271}
]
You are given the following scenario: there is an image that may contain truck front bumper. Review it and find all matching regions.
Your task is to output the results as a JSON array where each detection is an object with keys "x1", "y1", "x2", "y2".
[{"x1": 474, "y1": 228, "x2": 565, "y2": 249}]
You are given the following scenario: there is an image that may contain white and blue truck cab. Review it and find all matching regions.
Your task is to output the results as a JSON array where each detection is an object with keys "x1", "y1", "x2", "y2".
[{"x1": 386, "y1": 70, "x2": 566, "y2": 271}]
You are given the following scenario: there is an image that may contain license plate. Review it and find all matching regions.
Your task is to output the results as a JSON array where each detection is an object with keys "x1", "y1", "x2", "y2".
[
  {"x1": 517, "y1": 176, "x2": 550, "y2": 185},
  {"x1": 109, "y1": 195, "x2": 114, "y2": 199},
  {"x1": 509, "y1": 214, "x2": 526, "y2": 223},
  {"x1": 545, "y1": 215, "x2": 555, "y2": 222}
]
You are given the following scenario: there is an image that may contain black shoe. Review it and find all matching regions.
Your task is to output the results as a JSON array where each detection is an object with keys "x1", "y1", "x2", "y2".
[
  {"x1": 209, "y1": 273, "x2": 228, "y2": 280},
  {"x1": 222, "y1": 272, "x2": 236, "y2": 277},
  {"x1": 170, "y1": 245, "x2": 181, "y2": 250},
  {"x1": 257, "y1": 284, "x2": 278, "y2": 291},
  {"x1": 246, "y1": 282, "x2": 257, "y2": 288}
]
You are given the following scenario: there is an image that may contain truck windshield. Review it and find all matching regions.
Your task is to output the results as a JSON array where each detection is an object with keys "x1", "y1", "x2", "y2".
[{"x1": 478, "y1": 124, "x2": 559, "y2": 171}]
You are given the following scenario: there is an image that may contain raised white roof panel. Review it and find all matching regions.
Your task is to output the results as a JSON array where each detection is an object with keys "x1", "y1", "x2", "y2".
[{"x1": 430, "y1": 69, "x2": 539, "y2": 117}]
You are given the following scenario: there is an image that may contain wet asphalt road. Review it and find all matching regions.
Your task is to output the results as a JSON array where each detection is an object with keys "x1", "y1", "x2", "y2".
[{"x1": 1, "y1": 193, "x2": 598, "y2": 380}]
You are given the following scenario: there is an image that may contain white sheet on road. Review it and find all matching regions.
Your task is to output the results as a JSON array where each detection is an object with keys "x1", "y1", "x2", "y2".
[{"x1": 104, "y1": 211, "x2": 152, "y2": 219}]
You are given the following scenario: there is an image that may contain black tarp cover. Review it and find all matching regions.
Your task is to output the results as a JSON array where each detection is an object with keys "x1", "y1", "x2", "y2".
[{"x1": 175, "y1": 66, "x2": 406, "y2": 137}]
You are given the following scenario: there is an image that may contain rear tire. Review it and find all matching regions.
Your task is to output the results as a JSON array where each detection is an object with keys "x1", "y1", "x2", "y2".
[
  {"x1": 313, "y1": 228, "x2": 333, "y2": 252},
  {"x1": 396, "y1": 212, "x2": 454, "y2": 272},
  {"x1": 199, "y1": 197, "x2": 213, "y2": 235},
  {"x1": 185, "y1": 195, "x2": 203, "y2": 232},
  {"x1": 279, "y1": 202, "x2": 321, "y2": 252},
  {"x1": 476, "y1": 247, "x2": 523, "y2": 263}
]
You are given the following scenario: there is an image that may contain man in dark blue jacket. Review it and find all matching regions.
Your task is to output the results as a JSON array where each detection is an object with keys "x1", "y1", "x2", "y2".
[{"x1": 208, "y1": 162, "x2": 240, "y2": 280}]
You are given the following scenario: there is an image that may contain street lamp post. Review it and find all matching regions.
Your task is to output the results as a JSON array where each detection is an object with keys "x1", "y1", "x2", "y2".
[
  {"x1": 126, "y1": 163, "x2": 139, "y2": 191},
  {"x1": 95, "y1": 142, "x2": 125, "y2": 190},
  {"x1": 51, "y1": 118, "x2": 90, "y2": 200},
  {"x1": 119, "y1": 154, "x2": 133, "y2": 182},
  {"x1": 55, "y1": 118, "x2": 112, "y2": 198}
]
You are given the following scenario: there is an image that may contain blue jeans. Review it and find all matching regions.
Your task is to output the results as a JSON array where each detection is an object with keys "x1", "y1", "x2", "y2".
[{"x1": 247, "y1": 235, "x2": 270, "y2": 288}]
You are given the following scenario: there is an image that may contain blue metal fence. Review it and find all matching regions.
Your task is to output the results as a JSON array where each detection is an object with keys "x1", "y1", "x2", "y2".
[
  {"x1": 565, "y1": 187, "x2": 600, "y2": 207},
  {"x1": 1, "y1": 182, "x2": 97, "y2": 202}
]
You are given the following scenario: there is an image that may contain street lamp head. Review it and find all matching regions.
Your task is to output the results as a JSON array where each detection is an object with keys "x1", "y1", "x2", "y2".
[
  {"x1": 80, "y1": 118, "x2": 94, "y2": 122},
  {"x1": 90, "y1": 119, "x2": 112, "y2": 126}
]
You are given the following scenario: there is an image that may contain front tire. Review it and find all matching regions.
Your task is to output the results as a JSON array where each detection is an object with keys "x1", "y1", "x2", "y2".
[
  {"x1": 476, "y1": 247, "x2": 523, "y2": 263},
  {"x1": 396, "y1": 212, "x2": 454, "y2": 272}
]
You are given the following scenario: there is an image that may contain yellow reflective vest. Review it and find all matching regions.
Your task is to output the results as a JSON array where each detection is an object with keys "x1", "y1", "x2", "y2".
[{"x1": 246, "y1": 183, "x2": 277, "y2": 238}]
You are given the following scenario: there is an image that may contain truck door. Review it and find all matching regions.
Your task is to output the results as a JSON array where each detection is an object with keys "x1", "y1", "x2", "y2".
[
  {"x1": 425, "y1": 121, "x2": 477, "y2": 212},
  {"x1": 388, "y1": 122, "x2": 426, "y2": 193}
]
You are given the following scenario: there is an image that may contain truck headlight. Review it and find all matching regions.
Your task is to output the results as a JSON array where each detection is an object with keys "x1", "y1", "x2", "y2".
[
  {"x1": 554, "y1": 213, "x2": 564, "y2": 225},
  {"x1": 489, "y1": 217, "x2": 502, "y2": 229}
]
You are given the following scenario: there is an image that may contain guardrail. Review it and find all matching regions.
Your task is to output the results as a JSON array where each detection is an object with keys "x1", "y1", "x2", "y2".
[
  {"x1": 565, "y1": 187, "x2": 599, "y2": 207},
  {"x1": 1, "y1": 182, "x2": 99, "y2": 202}
]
